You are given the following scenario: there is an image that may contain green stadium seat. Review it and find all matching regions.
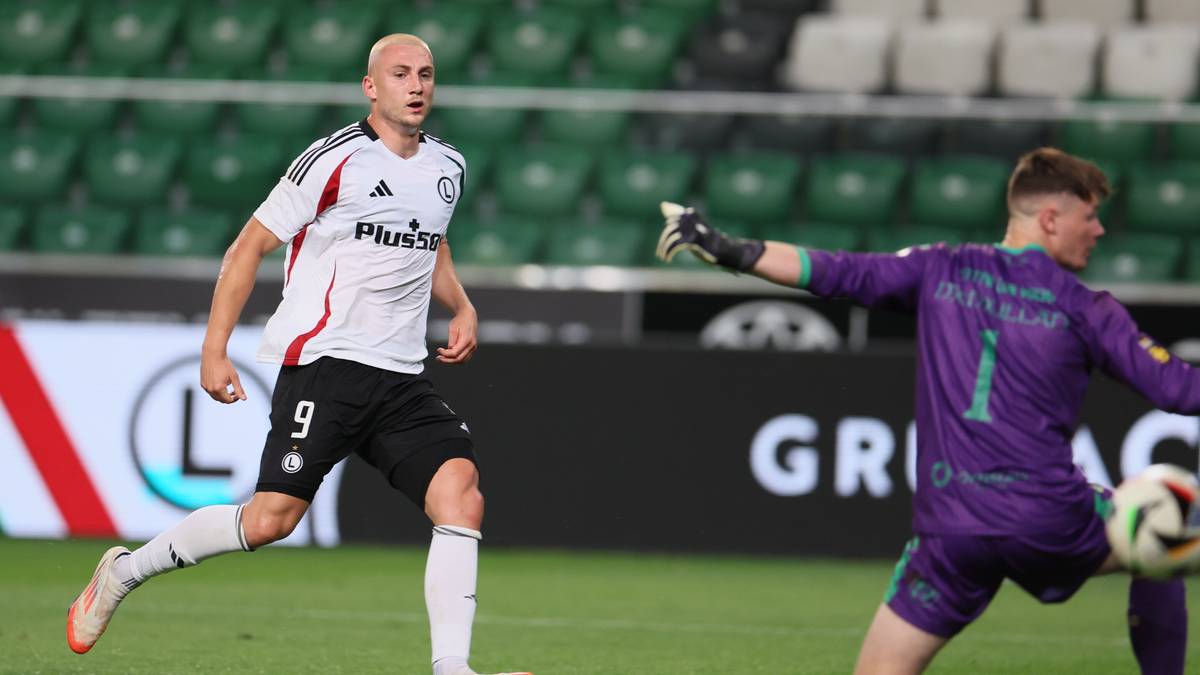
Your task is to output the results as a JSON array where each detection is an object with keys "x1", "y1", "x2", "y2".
[
  {"x1": 488, "y1": 8, "x2": 583, "y2": 78},
  {"x1": 762, "y1": 222, "x2": 863, "y2": 252},
  {"x1": 1185, "y1": 238, "x2": 1200, "y2": 282},
  {"x1": 441, "y1": 139, "x2": 492, "y2": 209},
  {"x1": 741, "y1": 115, "x2": 837, "y2": 154},
  {"x1": 598, "y1": 151, "x2": 697, "y2": 220},
  {"x1": 588, "y1": 8, "x2": 687, "y2": 87},
  {"x1": 388, "y1": 6, "x2": 484, "y2": 75},
  {"x1": 0, "y1": 0, "x2": 83, "y2": 66},
  {"x1": 449, "y1": 215, "x2": 543, "y2": 265},
  {"x1": 0, "y1": 130, "x2": 79, "y2": 205},
  {"x1": 539, "y1": 73, "x2": 637, "y2": 146},
  {"x1": 704, "y1": 153, "x2": 802, "y2": 224},
  {"x1": 185, "y1": 4, "x2": 280, "y2": 70},
  {"x1": 844, "y1": 118, "x2": 942, "y2": 156},
  {"x1": 32, "y1": 64, "x2": 127, "y2": 133},
  {"x1": 135, "y1": 207, "x2": 233, "y2": 257},
  {"x1": 284, "y1": 6, "x2": 381, "y2": 71},
  {"x1": 542, "y1": 0, "x2": 611, "y2": 16},
  {"x1": 1060, "y1": 118, "x2": 1156, "y2": 163},
  {"x1": 85, "y1": 135, "x2": 182, "y2": 208},
  {"x1": 545, "y1": 220, "x2": 645, "y2": 266},
  {"x1": 866, "y1": 226, "x2": 968, "y2": 253},
  {"x1": 639, "y1": 111, "x2": 735, "y2": 153},
  {"x1": 0, "y1": 207, "x2": 26, "y2": 251},
  {"x1": 1169, "y1": 123, "x2": 1200, "y2": 161},
  {"x1": 32, "y1": 206, "x2": 131, "y2": 255},
  {"x1": 86, "y1": 1, "x2": 182, "y2": 67},
  {"x1": 1087, "y1": 156, "x2": 1124, "y2": 224},
  {"x1": 327, "y1": 103, "x2": 372, "y2": 134},
  {"x1": 494, "y1": 144, "x2": 593, "y2": 217},
  {"x1": 1082, "y1": 234, "x2": 1182, "y2": 283},
  {"x1": 0, "y1": 65, "x2": 24, "y2": 126},
  {"x1": 133, "y1": 64, "x2": 231, "y2": 136},
  {"x1": 185, "y1": 136, "x2": 284, "y2": 212},
  {"x1": 909, "y1": 156, "x2": 1009, "y2": 229},
  {"x1": 1126, "y1": 162, "x2": 1200, "y2": 232},
  {"x1": 805, "y1": 154, "x2": 906, "y2": 226},
  {"x1": 234, "y1": 66, "x2": 329, "y2": 139},
  {"x1": 435, "y1": 73, "x2": 536, "y2": 144}
]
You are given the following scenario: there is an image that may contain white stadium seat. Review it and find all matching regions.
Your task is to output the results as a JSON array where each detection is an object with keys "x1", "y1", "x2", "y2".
[
  {"x1": 782, "y1": 16, "x2": 894, "y2": 94},
  {"x1": 998, "y1": 21, "x2": 1101, "y2": 98},
  {"x1": 894, "y1": 19, "x2": 997, "y2": 96},
  {"x1": 1040, "y1": 0, "x2": 1133, "y2": 24},
  {"x1": 833, "y1": 0, "x2": 927, "y2": 19},
  {"x1": 1104, "y1": 24, "x2": 1200, "y2": 101},
  {"x1": 1145, "y1": 0, "x2": 1200, "y2": 22},
  {"x1": 934, "y1": 0, "x2": 1030, "y2": 22}
]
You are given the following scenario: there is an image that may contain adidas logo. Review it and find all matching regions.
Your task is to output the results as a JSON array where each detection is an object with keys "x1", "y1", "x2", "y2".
[
  {"x1": 168, "y1": 543, "x2": 186, "y2": 569},
  {"x1": 368, "y1": 179, "x2": 394, "y2": 197}
]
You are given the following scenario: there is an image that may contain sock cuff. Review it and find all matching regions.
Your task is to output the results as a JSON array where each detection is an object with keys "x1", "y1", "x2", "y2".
[
  {"x1": 432, "y1": 525, "x2": 482, "y2": 541},
  {"x1": 235, "y1": 504, "x2": 253, "y2": 552}
]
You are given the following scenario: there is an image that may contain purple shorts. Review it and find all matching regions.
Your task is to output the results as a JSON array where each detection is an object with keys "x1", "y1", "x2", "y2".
[{"x1": 885, "y1": 487, "x2": 1113, "y2": 638}]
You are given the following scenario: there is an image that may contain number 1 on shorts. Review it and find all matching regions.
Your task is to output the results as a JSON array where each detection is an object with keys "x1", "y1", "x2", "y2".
[{"x1": 291, "y1": 400, "x2": 315, "y2": 439}]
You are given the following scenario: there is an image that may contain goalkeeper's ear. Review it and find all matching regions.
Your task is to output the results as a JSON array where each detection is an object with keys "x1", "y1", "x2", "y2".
[{"x1": 660, "y1": 201, "x2": 686, "y2": 219}]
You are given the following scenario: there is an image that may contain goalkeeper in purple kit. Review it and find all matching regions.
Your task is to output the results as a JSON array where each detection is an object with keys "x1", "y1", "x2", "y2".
[{"x1": 657, "y1": 147, "x2": 1197, "y2": 674}]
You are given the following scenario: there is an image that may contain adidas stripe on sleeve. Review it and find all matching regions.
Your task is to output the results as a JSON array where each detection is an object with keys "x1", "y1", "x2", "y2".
[{"x1": 254, "y1": 125, "x2": 366, "y2": 242}]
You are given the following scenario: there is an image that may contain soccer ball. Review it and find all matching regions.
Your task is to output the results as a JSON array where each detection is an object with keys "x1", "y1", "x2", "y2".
[{"x1": 1106, "y1": 464, "x2": 1200, "y2": 578}]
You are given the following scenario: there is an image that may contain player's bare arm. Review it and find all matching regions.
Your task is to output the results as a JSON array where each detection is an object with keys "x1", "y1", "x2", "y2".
[
  {"x1": 431, "y1": 242, "x2": 477, "y2": 365},
  {"x1": 200, "y1": 217, "x2": 284, "y2": 403}
]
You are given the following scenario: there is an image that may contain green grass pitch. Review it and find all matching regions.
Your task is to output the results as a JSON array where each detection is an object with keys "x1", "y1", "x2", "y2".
[{"x1": 2, "y1": 537, "x2": 1197, "y2": 674}]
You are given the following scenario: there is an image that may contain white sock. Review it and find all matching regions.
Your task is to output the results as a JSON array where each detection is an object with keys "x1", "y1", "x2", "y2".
[
  {"x1": 115, "y1": 504, "x2": 250, "y2": 588},
  {"x1": 427, "y1": 525, "x2": 481, "y2": 672}
]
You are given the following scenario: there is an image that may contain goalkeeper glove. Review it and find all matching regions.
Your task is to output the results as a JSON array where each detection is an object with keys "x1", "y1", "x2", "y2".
[{"x1": 655, "y1": 201, "x2": 765, "y2": 272}]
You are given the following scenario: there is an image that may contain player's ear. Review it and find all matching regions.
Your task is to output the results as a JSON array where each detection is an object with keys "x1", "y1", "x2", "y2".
[
  {"x1": 362, "y1": 75, "x2": 376, "y2": 101},
  {"x1": 1037, "y1": 200, "x2": 1059, "y2": 236}
]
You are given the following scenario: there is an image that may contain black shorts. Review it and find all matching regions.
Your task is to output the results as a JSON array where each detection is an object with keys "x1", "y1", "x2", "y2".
[{"x1": 256, "y1": 356, "x2": 476, "y2": 506}]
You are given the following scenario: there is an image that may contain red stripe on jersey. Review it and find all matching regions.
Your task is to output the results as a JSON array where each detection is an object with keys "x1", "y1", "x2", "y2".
[
  {"x1": 285, "y1": 151, "x2": 358, "y2": 286},
  {"x1": 0, "y1": 324, "x2": 117, "y2": 537},
  {"x1": 283, "y1": 267, "x2": 337, "y2": 366}
]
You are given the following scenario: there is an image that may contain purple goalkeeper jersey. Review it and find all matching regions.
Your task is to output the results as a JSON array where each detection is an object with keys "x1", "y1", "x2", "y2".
[{"x1": 803, "y1": 243, "x2": 1200, "y2": 535}]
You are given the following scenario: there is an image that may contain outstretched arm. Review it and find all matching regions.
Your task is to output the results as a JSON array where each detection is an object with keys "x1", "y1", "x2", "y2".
[
  {"x1": 200, "y1": 217, "x2": 283, "y2": 403},
  {"x1": 431, "y1": 242, "x2": 478, "y2": 364}
]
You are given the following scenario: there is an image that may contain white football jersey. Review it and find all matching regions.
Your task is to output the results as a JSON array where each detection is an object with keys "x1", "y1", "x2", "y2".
[{"x1": 253, "y1": 119, "x2": 466, "y2": 374}]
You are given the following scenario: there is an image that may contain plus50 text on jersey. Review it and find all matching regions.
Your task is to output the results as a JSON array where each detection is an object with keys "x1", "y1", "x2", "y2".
[{"x1": 355, "y1": 220, "x2": 442, "y2": 251}]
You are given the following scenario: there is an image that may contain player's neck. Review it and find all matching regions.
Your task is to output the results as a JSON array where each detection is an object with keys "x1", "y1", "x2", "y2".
[
  {"x1": 366, "y1": 114, "x2": 422, "y2": 159},
  {"x1": 999, "y1": 221, "x2": 1046, "y2": 252}
]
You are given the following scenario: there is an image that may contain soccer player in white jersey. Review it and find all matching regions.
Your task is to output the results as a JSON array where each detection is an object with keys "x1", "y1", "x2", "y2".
[{"x1": 66, "y1": 34, "x2": 531, "y2": 675}]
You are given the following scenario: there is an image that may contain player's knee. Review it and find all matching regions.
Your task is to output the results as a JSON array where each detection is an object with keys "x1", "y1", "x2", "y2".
[
  {"x1": 243, "y1": 511, "x2": 300, "y2": 547},
  {"x1": 426, "y1": 486, "x2": 484, "y2": 529}
]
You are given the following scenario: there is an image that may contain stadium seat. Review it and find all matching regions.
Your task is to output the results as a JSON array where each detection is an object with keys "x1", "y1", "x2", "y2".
[
  {"x1": 763, "y1": 222, "x2": 864, "y2": 252},
  {"x1": 488, "y1": 8, "x2": 583, "y2": 78},
  {"x1": 1126, "y1": 162, "x2": 1200, "y2": 233},
  {"x1": 998, "y1": 21, "x2": 1101, "y2": 98},
  {"x1": 740, "y1": 115, "x2": 837, "y2": 154},
  {"x1": 0, "y1": 0, "x2": 82, "y2": 66},
  {"x1": 86, "y1": 1, "x2": 181, "y2": 67},
  {"x1": 32, "y1": 64, "x2": 127, "y2": 134},
  {"x1": 185, "y1": 4, "x2": 280, "y2": 70},
  {"x1": 687, "y1": 13, "x2": 791, "y2": 88},
  {"x1": 705, "y1": 153, "x2": 803, "y2": 224},
  {"x1": 1146, "y1": 0, "x2": 1200, "y2": 21},
  {"x1": 185, "y1": 136, "x2": 285, "y2": 212},
  {"x1": 587, "y1": 8, "x2": 688, "y2": 87},
  {"x1": 284, "y1": 5, "x2": 381, "y2": 71},
  {"x1": 598, "y1": 151, "x2": 697, "y2": 220},
  {"x1": 934, "y1": 0, "x2": 1029, "y2": 21},
  {"x1": 1185, "y1": 238, "x2": 1200, "y2": 281},
  {"x1": 1041, "y1": 0, "x2": 1134, "y2": 24},
  {"x1": 234, "y1": 66, "x2": 329, "y2": 139},
  {"x1": 539, "y1": 106, "x2": 631, "y2": 148},
  {"x1": 833, "y1": 0, "x2": 927, "y2": 18},
  {"x1": 0, "y1": 207, "x2": 26, "y2": 251},
  {"x1": 85, "y1": 135, "x2": 182, "y2": 208},
  {"x1": 434, "y1": 73, "x2": 535, "y2": 144},
  {"x1": 946, "y1": 119, "x2": 1048, "y2": 160},
  {"x1": 544, "y1": 220, "x2": 645, "y2": 266},
  {"x1": 1103, "y1": 25, "x2": 1200, "y2": 102},
  {"x1": 132, "y1": 64, "x2": 231, "y2": 137},
  {"x1": 389, "y1": 6, "x2": 484, "y2": 75},
  {"x1": 135, "y1": 207, "x2": 233, "y2": 257},
  {"x1": 1086, "y1": 156, "x2": 1124, "y2": 223},
  {"x1": 1060, "y1": 118, "x2": 1155, "y2": 163},
  {"x1": 909, "y1": 156, "x2": 1009, "y2": 229},
  {"x1": 843, "y1": 118, "x2": 943, "y2": 156},
  {"x1": 444, "y1": 139, "x2": 492, "y2": 210},
  {"x1": 638, "y1": 110, "x2": 736, "y2": 154},
  {"x1": 0, "y1": 65, "x2": 25, "y2": 127},
  {"x1": 782, "y1": 16, "x2": 894, "y2": 93},
  {"x1": 448, "y1": 215, "x2": 544, "y2": 266},
  {"x1": 1169, "y1": 124, "x2": 1200, "y2": 161},
  {"x1": 494, "y1": 145, "x2": 593, "y2": 217},
  {"x1": 1082, "y1": 234, "x2": 1181, "y2": 283},
  {"x1": 867, "y1": 226, "x2": 967, "y2": 252},
  {"x1": 894, "y1": 19, "x2": 996, "y2": 97},
  {"x1": 0, "y1": 130, "x2": 79, "y2": 206},
  {"x1": 32, "y1": 206, "x2": 131, "y2": 255},
  {"x1": 542, "y1": 0, "x2": 611, "y2": 14},
  {"x1": 805, "y1": 154, "x2": 906, "y2": 226}
]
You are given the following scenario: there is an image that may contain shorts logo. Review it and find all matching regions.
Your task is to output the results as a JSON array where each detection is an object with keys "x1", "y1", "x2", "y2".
[
  {"x1": 282, "y1": 452, "x2": 304, "y2": 474},
  {"x1": 437, "y1": 176, "x2": 455, "y2": 204}
]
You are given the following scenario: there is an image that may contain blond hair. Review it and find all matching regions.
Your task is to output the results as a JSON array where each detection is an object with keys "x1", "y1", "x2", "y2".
[{"x1": 366, "y1": 33, "x2": 433, "y2": 74}]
